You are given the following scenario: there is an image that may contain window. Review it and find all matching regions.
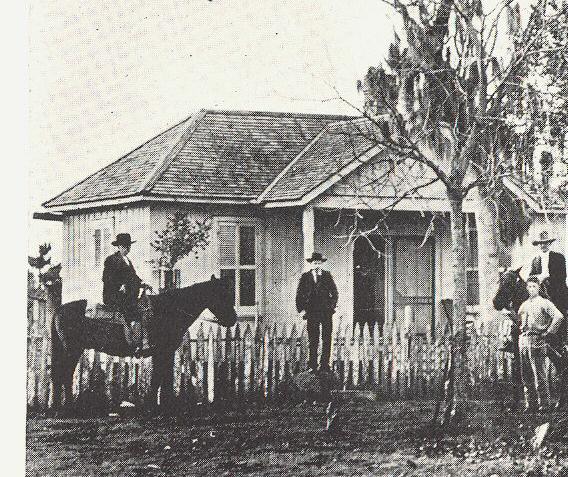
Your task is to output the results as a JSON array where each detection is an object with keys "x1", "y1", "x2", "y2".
[
  {"x1": 218, "y1": 222, "x2": 258, "y2": 309},
  {"x1": 153, "y1": 269, "x2": 181, "y2": 291},
  {"x1": 465, "y1": 213, "x2": 479, "y2": 306},
  {"x1": 88, "y1": 218, "x2": 114, "y2": 302},
  {"x1": 92, "y1": 224, "x2": 112, "y2": 268}
]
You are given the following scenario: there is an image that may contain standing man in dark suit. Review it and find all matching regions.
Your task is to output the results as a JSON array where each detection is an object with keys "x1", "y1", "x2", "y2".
[
  {"x1": 103, "y1": 233, "x2": 146, "y2": 354},
  {"x1": 529, "y1": 229, "x2": 568, "y2": 409},
  {"x1": 296, "y1": 252, "x2": 338, "y2": 373}
]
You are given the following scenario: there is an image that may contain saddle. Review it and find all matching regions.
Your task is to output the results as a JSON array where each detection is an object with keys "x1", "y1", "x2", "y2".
[{"x1": 85, "y1": 297, "x2": 154, "y2": 353}]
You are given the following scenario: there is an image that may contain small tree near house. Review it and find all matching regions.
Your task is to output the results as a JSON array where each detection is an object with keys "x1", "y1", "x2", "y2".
[{"x1": 151, "y1": 211, "x2": 211, "y2": 291}]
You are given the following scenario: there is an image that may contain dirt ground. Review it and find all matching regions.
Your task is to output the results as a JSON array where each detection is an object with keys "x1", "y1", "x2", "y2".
[{"x1": 27, "y1": 400, "x2": 568, "y2": 476}]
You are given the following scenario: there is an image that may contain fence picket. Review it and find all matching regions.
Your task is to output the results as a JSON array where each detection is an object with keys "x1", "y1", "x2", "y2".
[{"x1": 243, "y1": 325, "x2": 253, "y2": 397}]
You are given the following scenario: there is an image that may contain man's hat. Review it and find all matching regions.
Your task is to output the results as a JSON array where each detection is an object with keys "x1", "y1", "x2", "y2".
[
  {"x1": 306, "y1": 252, "x2": 327, "y2": 263},
  {"x1": 532, "y1": 230, "x2": 556, "y2": 246},
  {"x1": 112, "y1": 233, "x2": 136, "y2": 247}
]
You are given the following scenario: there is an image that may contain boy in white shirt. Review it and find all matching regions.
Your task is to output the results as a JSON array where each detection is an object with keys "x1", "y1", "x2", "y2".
[{"x1": 518, "y1": 276, "x2": 564, "y2": 413}]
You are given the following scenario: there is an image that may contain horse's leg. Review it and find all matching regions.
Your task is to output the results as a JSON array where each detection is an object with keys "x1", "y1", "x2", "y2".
[
  {"x1": 148, "y1": 356, "x2": 162, "y2": 413},
  {"x1": 545, "y1": 343, "x2": 568, "y2": 409},
  {"x1": 160, "y1": 351, "x2": 175, "y2": 414},
  {"x1": 50, "y1": 381, "x2": 62, "y2": 416},
  {"x1": 62, "y1": 372, "x2": 74, "y2": 414}
]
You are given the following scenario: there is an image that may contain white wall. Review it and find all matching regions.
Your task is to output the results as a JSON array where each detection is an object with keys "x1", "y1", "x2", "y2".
[{"x1": 62, "y1": 206, "x2": 151, "y2": 303}]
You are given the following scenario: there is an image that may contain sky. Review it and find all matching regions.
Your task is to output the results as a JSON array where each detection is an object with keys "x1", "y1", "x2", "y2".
[
  {"x1": 28, "y1": 0, "x2": 397, "y2": 261},
  {"x1": 27, "y1": 0, "x2": 538, "y2": 262}
]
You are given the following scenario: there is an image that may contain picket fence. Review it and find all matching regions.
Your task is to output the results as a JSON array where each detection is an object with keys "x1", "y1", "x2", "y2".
[{"x1": 27, "y1": 293, "x2": 521, "y2": 410}]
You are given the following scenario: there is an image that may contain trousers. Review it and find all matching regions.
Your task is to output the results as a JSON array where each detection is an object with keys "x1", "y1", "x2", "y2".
[
  {"x1": 519, "y1": 335, "x2": 550, "y2": 408},
  {"x1": 306, "y1": 313, "x2": 333, "y2": 369}
]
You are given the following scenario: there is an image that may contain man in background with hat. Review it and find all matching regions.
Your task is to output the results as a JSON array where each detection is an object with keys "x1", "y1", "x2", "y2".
[
  {"x1": 529, "y1": 230, "x2": 567, "y2": 315},
  {"x1": 296, "y1": 252, "x2": 338, "y2": 373},
  {"x1": 103, "y1": 233, "x2": 148, "y2": 354}
]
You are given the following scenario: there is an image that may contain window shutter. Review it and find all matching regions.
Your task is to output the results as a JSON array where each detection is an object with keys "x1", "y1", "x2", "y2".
[
  {"x1": 94, "y1": 229, "x2": 102, "y2": 267},
  {"x1": 103, "y1": 228, "x2": 111, "y2": 259},
  {"x1": 218, "y1": 224, "x2": 236, "y2": 266}
]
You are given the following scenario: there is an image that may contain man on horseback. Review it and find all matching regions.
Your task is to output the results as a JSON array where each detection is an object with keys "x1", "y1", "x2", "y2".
[
  {"x1": 529, "y1": 230, "x2": 568, "y2": 319},
  {"x1": 103, "y1": 233, "x2": 150, "y2": 356}
]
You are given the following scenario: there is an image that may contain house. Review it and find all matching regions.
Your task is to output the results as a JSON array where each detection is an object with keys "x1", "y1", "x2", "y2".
[{"x1": 36, "y1": 109, "x2": 568, "y2": 337}]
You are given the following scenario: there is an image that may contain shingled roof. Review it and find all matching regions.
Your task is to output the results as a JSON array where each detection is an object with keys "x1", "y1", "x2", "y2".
[
  {"x1": 258, "y1": 118, "x2": 380, "y2": 203},
  {"x1": 43, "y1": 109, "x2": 355, "y2": 208}
]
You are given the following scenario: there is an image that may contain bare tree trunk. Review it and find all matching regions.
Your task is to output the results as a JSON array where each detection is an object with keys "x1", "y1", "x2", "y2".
[
  {"x1": 475, "y1": 194, "x2": 501, "y2": 334},
  {"x1": 442, "y1": 194, "x2": 469, "y2": 425}
]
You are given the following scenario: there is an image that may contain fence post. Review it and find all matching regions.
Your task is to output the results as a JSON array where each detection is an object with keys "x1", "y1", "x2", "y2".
[
  {"x1": 195, "y1": 323, "x2": 205, "y2": 402},
  {"x1": 289, "y1": 324, "x2": 298, "y2": 375},
  {"x1": 262, "y1": 325, "x2": 270, "y2": 398},
  {"x1": 372, "y1": 322, "x2": 380, "y2": 388},
  {"x1": 225, "y1": 325, "x2": 235, "y2": 399},
  {"x1": 233, "y1": 324, "x2": 242, "y2": 398},
  {"x1": 243, "y1": 324, "x2": 253, "y2": 398},
  {"x1": 333, "y1": 318, "x2": 343, "y2": 381},
  {"x1": 254, "y1": 323, "x2": 263, "y2": 397},
  {"x1": 391, "y1": 324, "x2": 399, "y2": 399},
  {"x1": 299, "y1": 323, "x2": 308, "y2": 373},
  {"x1": 362, "y1": 323, "x2": 370, "y2": 386},
  {"x1": 279, "y1": 324, "x2": 288, "y2": 383},
  {"x1": 207, "y1": 326, "x2": 215, "y2": 403}
]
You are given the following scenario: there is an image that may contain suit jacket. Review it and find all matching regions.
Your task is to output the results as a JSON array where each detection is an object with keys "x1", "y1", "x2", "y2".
[
  {"x1": 102, "y1": 251, "x2": 142, "y2": 305},
  {"x1": 296, "y1": 270, "x2": 338, "y2": 318},
  {"x1": 530, "y1": 251, "x2": 568, "y2": 312}
]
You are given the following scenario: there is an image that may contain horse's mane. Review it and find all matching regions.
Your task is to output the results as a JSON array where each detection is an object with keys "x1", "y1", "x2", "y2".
[{"x1": 149, "y1": 280, "x2": 212, "y2": 319}]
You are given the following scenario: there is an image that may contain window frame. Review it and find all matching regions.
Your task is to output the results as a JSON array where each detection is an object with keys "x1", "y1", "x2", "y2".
[
  {"x1": 89, "y1": 218, "x2": 114, "y2": 269},
  {"x1": 88, "y1": 217, "x2": 115, "y2": 300},
  {"x1": 214, "y1": 217, "x2": 262, "y2": 318},
  {"x1": 465, "y1": 213, "x2": 480, "y2": 308}
]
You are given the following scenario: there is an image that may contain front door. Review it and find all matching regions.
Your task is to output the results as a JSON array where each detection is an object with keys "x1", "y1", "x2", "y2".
[
  {"x1": 353, "y1": 235, "x2": 386, "y2": 332},
  {"x1": 393, "y1": 236, "x2": 435, "y2": 337}
]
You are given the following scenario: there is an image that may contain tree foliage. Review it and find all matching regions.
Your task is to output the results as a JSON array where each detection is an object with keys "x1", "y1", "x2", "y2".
[
  {"x1": 351, "y1": 0, "x2": 567, "y2": 425},
  {"x1": 357, "y1": 1, "x2": 566, "y2": 244},
  {"x1": 151, "y1": 211, "x2": 211, "y2": 270},
  {"x1": 28, "y1": 243, "x2": 52, "y2": 270}
]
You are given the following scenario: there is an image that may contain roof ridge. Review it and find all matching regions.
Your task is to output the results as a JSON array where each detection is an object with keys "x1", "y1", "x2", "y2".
[
  {"x1": 255, "y1": 122, "x2": 334, "y2": 203},
  {"x1": 203, "y1": 108, "x2": 359, "y2": 120},
  {"x1": 139, "y1": 109, "x2": 207, "y2": 194},
  {"x1": 42, "y1": 112, "x2": 204, "y2": 208},
  {"x1": 259, "y1": 119, "x2": 382, "y2": 204}
]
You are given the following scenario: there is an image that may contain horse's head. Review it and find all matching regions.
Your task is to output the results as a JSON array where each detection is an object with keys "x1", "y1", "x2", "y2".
[
  {"x1": 493, "y1": 267, "x2": 524, "y2": 311},
  {"x1": 207, "y1": 275, "x2": 237, "y2": 327},
  {"x1": 39, "y1": 263, "x2": 62, "y2": 296}
]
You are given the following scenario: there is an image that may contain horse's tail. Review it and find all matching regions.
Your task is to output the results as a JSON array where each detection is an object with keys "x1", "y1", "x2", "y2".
[{"x1": 50, "y1": 300, "x2": 86, "y2": 384}]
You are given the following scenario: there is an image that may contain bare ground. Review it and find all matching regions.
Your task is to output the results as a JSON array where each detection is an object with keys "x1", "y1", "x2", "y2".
[{"x1": 27, "y1": 400, "x2": 568, "y2": 476}]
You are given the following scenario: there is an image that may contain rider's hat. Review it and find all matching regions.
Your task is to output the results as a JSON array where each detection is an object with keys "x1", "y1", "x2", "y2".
[
  {"x1": 306, "y1": 252, "x2": 327, "y2": 263},
  {"x1": 112, "y1": 233, "x2": 136, "y2": 247},
  {"x1": 532, "y1": 230, "x2": 556, "y2": 246}
]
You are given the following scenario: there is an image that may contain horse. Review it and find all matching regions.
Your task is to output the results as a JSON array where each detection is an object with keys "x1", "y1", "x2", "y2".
[
  {"x1": 50, "y1": 275, "x2": 237, "y2": 414},
  {"x1": 493, "y1": 268, "x2": 568, "y2": 409}
]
